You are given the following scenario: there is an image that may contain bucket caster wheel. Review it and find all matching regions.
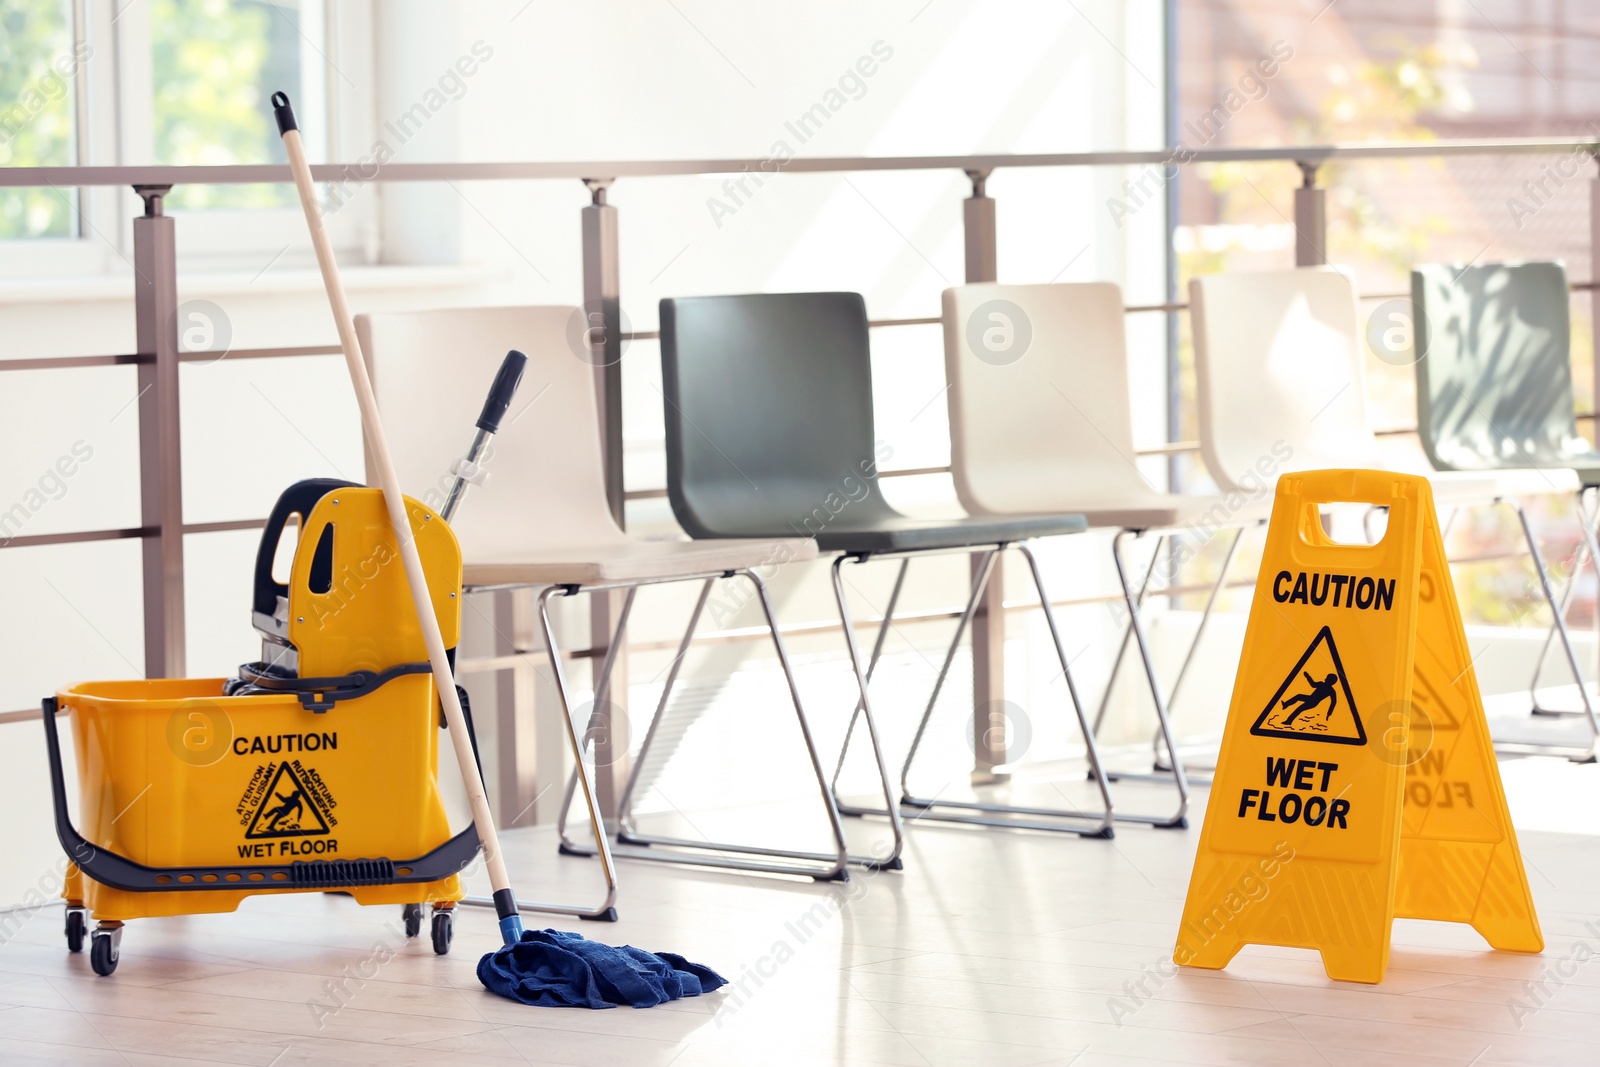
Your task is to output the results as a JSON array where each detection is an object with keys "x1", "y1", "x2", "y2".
[
  {"x1": 64, "y1": 906, "x2": 87, "y2": 953},
  {"x1": 402, "y1": 903, "x2": 423, "y2": 938},
  {"x1": 90, "y1": 924, "x2": 122, "y2": 977},
  {"x1": 431, "y1": 908, "x2": 453, "y2": 955}
]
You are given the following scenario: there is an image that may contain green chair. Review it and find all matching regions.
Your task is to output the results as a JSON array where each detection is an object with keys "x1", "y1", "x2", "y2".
[
  {"x1": 1413, "y1": 260, "x2": 1600, "y2": 758},
  {"x1": 658, "y1": 291, "x2": 1115, "y2": 847}
]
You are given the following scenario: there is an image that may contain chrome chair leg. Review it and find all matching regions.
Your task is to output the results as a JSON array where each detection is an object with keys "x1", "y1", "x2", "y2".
[
  {"x1": 1495, "y1": 505, "x2": 1600, "y2": 762},
  {"x1": 892, "y1": 545, "x2": 1115, "y2": 836},
  {"x1": 613, "y1": 579, "x2": 714, "y2": 838},
  {"x1": 560, "y1": 572, "x2": 854, "y2": 880},
  {"x1": 1130, "y1": 524, "x2": 1248, "y2": 786},
  {"x1": 1106, "y1": 529, "x2": 1190, "y2": 827},
  {"x1": 1092, "y1": 535, "x2": 1165, "y2": 738},
  {"x1": 825, "y1": 555, "x2": 909, "y2": 865},
  {"x1": 1528, "y1": 489, "x2": 1597, "y2": 716},
  {"x1": 554, "y1": 586, "x2": 637, "y2": 850},
  {"x1": 461, "y1": 584, "x2": 620, "y2": 922},
  {"x1": 830, "y1": 557, "x2": 909, "y2": 809},
  {"x1": 898, "y1": 548, "x2": 999, "y2": 801}
]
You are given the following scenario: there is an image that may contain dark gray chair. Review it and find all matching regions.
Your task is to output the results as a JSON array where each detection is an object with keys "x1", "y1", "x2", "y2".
[
  {"x1": 1414, "y1": 261, "x2": 1600, "y2": 758},
  {"x1": 658, "y1": 291, "x2": 1113, "y2": 855}
]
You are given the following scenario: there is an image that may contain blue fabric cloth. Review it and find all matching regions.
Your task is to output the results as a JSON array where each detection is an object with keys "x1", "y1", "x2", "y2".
[{"x1": 478, "y1": 928, "x2": 726, "y2": 1008}]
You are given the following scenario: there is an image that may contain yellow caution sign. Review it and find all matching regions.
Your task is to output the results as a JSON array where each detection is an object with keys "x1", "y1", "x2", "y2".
[{"x1": 1175, "y1": 470, "x2": 1541, "y2": 983}]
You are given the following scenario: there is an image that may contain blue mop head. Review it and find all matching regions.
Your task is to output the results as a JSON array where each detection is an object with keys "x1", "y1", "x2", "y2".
[{"x1": 478, "y1": 928, "x2": 727, "y2": 1008}]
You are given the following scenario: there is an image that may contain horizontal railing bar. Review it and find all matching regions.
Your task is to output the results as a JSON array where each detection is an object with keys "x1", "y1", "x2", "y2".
[
  {"x1": 0, "y1": 526, "x2": 148, "y2": 549},
  {"x1": 3, "y1": 138, "x2": 1597, "y2": 188},
  {"x1": 0, "y1": 353, "x2": 143, "y2": 371},
  {"x1": 623, "y1": 463, "x2": 968, "y2": 501},
  {"x1": 181, "y1": 345, "x2": 342, "y2": 362},
  {"x1": 12, "y1": 278, "x2": 1598, "y2": 374},
  {"x1": 869, "y1": 316, "x2": 944, "y2": 329},
  {"x1": 1, "y1": 518, "x2": 268, "y2": 551},
  {"x1": 624, "y1": 315, "x2": 944, "y2": 342},
  {"x1": 876, "y1": 465, "x2": 954, "y2": 478},
  {"x1": 184, "y1": 518, "x2": 268, "y2": 535},
  {"x1": 0, "y1": 346, "x2": 343, "y2": 373}
]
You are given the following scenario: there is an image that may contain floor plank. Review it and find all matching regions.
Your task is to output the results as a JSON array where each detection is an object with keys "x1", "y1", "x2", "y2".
[{"x1": 3, "y1": 759, "x2": 1599, "y2": 1065}]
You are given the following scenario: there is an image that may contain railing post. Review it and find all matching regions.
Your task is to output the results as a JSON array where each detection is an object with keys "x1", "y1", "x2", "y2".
[
  {"x1": 133, "y1": 185, "x2": 185, "y2": 679},
  {"x1": 581, "y1": 177, "x2": 629, "y2": 817},
  {"x1": 1592, "y1": 161, "x2": 1600, "y2": 423},
  {"x1": 1294, "y1": 161, "x2": 1327, "y2": 268},
  {"x1": 493, "y1": 588, "x2": 542, "y2": 827},
  {"x1": 963, "y1": 169, "x2": 1008, "y2": 782}
]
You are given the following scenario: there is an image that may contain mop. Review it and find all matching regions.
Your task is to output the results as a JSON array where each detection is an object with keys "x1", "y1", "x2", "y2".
[{"x1": 273, "y1": 92, "x2": 724, "y2": 1008}]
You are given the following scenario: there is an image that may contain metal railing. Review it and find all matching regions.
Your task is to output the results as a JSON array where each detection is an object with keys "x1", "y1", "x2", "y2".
[{"x1": 4, "y1": 137, "x2": 1598, "y2": 756}]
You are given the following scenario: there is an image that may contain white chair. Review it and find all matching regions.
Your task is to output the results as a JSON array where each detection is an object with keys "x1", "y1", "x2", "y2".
[
  {"x1": 357, "y1": 305, "x2": 849, "y2": 913},
  {"x1": 942, "y1": 282, "x2": 1269, "y2": 829}
]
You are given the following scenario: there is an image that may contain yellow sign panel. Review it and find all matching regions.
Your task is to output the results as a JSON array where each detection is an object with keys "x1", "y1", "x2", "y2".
[{"x1": 1175, "y1": 470, "x2": 1541, "y2": 983}]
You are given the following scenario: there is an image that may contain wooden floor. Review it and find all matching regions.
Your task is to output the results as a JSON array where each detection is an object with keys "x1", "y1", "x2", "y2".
[{"x1": 3, "y1": 764, "x2": 1600, "y2": 1066}]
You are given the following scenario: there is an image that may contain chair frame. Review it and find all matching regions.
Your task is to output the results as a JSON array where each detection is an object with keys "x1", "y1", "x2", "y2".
[
  {"x1": 828, "y1": 542, "x2": 1116, "y2": 838},
  {"x1": 454, "y1": 579, "x2": 623, "y2": 922},
  {"x1": 1499, "y1": 494, "x2": 1600, "y2": 761},
  {"x1": 1527, "y1": 489, "x2": 1600, "y2": 730},
  {"x1": 1089, "y1": 520, "x2": 1265, "y2": 813},
  {"x1": 549, "y1": 567, "x2": 858, "y2": 880}
]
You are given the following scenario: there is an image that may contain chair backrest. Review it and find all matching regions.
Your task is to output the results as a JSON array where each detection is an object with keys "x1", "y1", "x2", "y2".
[
  {"x1": 659, "y1": 292, "x2": 899, "y2": 538},
  {"x1": 1412, "y1": 261, "x2": 1582, "y2": 471},
  {"x1": 1190, "y1": 267, "x2": 1381, "y2": 491},
  {"x1": 356, "y1": 305, "x2": 623, "y2": 560},
  {"x1": 942, "y1": 281, "x2": 1152, "y2": 512}
]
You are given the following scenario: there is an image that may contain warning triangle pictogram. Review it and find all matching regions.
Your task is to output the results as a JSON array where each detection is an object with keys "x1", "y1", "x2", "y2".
[
  {"x1": 245, "y1": 762, "x2": 330, "y2": 839},
  {"x1": 1250, "y1": 625, "x2": 1366, "y2": 745}
]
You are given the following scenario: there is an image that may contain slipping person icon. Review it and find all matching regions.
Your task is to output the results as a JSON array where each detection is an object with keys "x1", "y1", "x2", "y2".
[
  {"x1": 1281, "y1": 672, "x2": 1338, "y2": 725},
  {"x1": 262, "y1": 789, "x2": 305, "y2": 832}
]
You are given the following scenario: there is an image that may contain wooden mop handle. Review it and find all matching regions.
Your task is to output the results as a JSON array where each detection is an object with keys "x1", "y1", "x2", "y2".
[{"x1": 272, "y1": 92, "x2": 523, "y2": 944}]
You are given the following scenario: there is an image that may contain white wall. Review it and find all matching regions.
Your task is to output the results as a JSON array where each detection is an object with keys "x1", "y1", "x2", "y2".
[{"x1": 0, "y1": 0, "x2": 1168, "y2": 908}]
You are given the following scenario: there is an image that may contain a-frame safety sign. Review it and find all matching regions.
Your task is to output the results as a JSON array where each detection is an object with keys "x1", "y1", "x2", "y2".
[{"x1": 1175, "y1": 470, "x2": 1542, "y2": 984}]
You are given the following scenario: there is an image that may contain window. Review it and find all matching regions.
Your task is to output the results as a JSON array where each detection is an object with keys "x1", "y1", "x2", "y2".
[
  {"x1": 0, "y1": 0, "x2": 83, "y2": 238},
  {"x1": 153, "y1": 0, "x2": 326, "y2": 211},
  {"x1": 0, "y1": 0, "x2": 361, "y2": 273}
]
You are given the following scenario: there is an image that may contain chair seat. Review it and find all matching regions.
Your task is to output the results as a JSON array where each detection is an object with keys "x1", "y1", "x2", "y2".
[
  {"x1": 1426, "y1": 467, "x2": 1580, "y2": 505},
  {"x1": 1058, "y1": 492, "x2": 1272, "y2": 532},
  {"x1": 463, "y1": 536, "x2": 817, "y2": 587},
  {"x1": 811, "y1": 512, "x2": 1086, "y2": 554}
]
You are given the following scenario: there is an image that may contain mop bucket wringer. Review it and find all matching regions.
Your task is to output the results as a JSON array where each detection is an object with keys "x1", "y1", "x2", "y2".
[{"x1": 46, "y1": 483, "x2": 481, "y2": 975}]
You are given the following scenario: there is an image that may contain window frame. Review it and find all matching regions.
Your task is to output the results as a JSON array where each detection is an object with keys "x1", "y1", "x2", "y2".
[{"x1": 0, "y1": 0, "x2": 377, "y2": 278}]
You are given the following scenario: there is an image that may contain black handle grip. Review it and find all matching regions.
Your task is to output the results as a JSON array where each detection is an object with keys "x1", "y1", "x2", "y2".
[
  {"x1": 476, "y1": 350, "x2": 527, "y2": 433},
  {"x1": 252, "y1": 478, "x2": 358, "y2": 618},
  {"x1": 271, "y1": 90, "x2": 297, "y2": 135}
]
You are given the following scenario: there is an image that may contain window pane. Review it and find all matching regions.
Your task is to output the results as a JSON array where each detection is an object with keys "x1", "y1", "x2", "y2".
[
  {"x1": 153, "y1": 0, "x2": 321, "y2": 211},
  {"x1": 0, "y1": 0, "x2": 78, "y2": 238}
]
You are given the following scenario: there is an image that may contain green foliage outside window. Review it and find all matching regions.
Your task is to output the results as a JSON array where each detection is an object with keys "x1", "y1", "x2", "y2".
[
  {"x1": 0, "y1": 0, "x2": 76, "y2": 238},
  {"x1": 153, "y1": 0, "x2": 304, "y2": 211}
]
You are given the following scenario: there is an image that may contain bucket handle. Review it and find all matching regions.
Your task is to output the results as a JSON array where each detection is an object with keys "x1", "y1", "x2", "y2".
[{"x1": 40, "y1": 697, "x2": 481, "y2": 893}]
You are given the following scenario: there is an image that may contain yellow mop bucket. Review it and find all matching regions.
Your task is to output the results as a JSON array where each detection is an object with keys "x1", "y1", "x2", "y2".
[{"x1": 46, "y1": 484, "x2": 478, "y2": 974}]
